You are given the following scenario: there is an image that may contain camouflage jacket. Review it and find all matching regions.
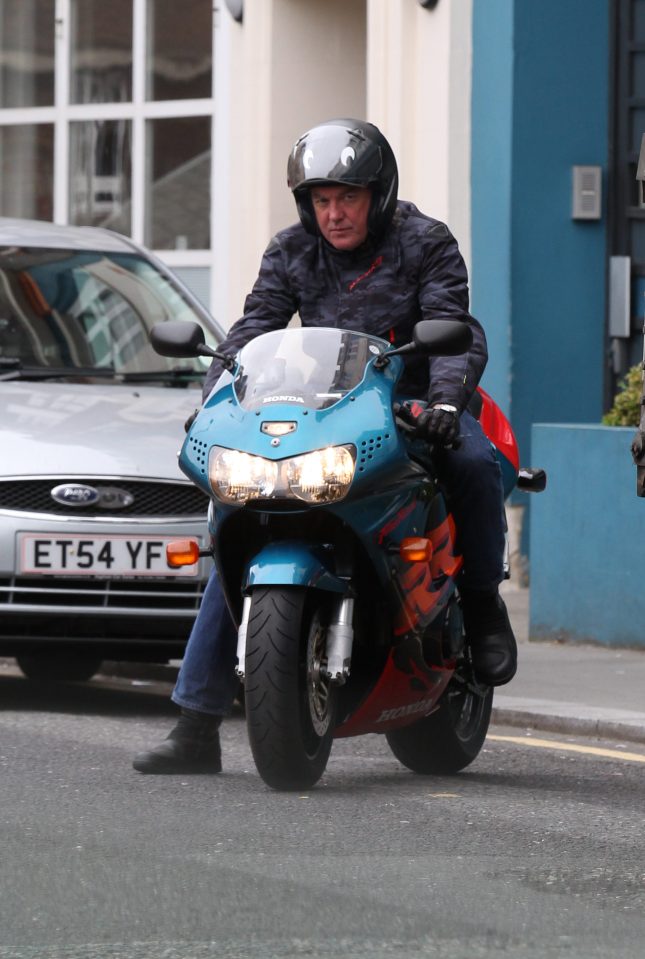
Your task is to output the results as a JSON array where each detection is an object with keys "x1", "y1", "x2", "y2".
[{"x1": 203, "y1": 200, "x2": 487, "y2": 410}]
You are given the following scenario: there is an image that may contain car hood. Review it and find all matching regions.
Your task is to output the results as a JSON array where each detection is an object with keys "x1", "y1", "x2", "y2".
[{"x1": 0, "y1": 381, "x2": 200, "y2": 480}]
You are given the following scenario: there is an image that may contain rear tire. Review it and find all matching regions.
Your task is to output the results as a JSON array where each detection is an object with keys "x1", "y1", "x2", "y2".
[
  {"x1": 16, "y1": 653, "x2": 103, "y2": 683},
  {"x1": 244, "y1": 587, "x2": 337, "y2": 790},
  {"x1": 386, "y1": 679, "x2": 493, "y2": 775}
]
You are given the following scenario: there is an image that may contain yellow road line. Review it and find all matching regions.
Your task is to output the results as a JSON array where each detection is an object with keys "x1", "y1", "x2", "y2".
[{"x1": 487, "y1": 733, "x2": 645, "y2": 764}]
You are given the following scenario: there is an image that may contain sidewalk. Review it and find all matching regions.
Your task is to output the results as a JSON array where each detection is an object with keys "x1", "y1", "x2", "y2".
[{"x1": 497, "y1": 581, "x2": 645, "y2": 744}]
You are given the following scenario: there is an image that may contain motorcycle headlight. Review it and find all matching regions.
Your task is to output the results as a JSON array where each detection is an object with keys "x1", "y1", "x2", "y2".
[
  {"x1": 209, "y1": 448, "x2": 278, "y2": 503},
  {"x1": 209, "y1": 445, "x2": 355, "y2": 504},
  {"x1": 286, "y1": 446, "x2": 355, "y2": 503}
]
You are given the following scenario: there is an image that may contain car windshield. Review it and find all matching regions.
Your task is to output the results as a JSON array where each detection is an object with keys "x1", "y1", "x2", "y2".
[
  {"x1": 233, "y1": 327, "x2": 389, "y2": 411},
  {"x1": 0, "y1": 246, "x2": 219, "y2": 383}
]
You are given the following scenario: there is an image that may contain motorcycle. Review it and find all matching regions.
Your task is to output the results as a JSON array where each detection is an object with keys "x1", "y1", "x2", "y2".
[{"x1": 150, "y1": 319, "x2": 545, "y2": 790}]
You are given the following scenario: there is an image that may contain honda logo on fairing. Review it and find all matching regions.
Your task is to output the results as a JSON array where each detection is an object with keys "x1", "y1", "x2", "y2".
[
  {"x1": 262, "y1": 396, "x2": 305, "y2": 404},
  {"x1": 50, "y1": 483, "x2": 100, "y2": 506}
]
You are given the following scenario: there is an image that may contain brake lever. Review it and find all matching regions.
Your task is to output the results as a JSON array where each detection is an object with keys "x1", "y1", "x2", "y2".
[
  {"x1": 393, "y1": 401, "x2": 419, "y2": 435},
  {"x1": 394, "y1": 402, "x2": 462, "y2": 449},
  {"x1": 394, "y1": 414, "x2": 418, "y2": 435}
]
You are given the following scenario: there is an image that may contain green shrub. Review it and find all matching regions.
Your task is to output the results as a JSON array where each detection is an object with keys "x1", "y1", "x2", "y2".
[{"x1": 602, "y1": 363, "x2": 643, "y2": 426}]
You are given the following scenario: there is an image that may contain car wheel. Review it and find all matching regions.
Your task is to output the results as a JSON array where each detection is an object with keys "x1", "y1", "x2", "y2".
[{"x1": 16, "y1": 653, "x2": 103, "y2": 683}]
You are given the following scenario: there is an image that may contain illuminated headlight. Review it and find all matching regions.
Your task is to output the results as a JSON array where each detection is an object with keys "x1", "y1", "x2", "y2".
[
  {"x1": 286, "y1": 446, "x2": 355, "y2": 502},
  {"x1": 208, "y1": 445, "x2": 355, "y2": 504},
  {"x1": 209, "y1": 448, "x2": 278, "y2": 503}
]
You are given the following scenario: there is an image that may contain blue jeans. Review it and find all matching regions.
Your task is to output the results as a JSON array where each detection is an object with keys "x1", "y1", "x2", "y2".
[
  {"x1": 172, "y1": 567, "x2": 239, "y2": 717},
  {"x1": 433, "y1": 411, "x2": 506, "y2": 592},
  {"x1": 172, "y1": 412, "x2": 505, "y2": 715}
]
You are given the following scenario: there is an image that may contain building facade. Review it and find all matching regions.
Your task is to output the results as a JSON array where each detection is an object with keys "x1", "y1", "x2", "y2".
[{"x1": 0, "y1": 0, "x2": 637, "y2": 470}]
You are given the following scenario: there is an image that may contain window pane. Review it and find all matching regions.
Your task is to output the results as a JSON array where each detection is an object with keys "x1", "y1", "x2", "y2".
[
  {"x1": 0, "y1": 124, "x2": 53, "y2": 219},
  {"x1": 634, "y1": 0, "x2": 645, "y2": 44},
  {"x1": 70, "y1": 0, "x2": 133, "y2": 104},
  {"x1": 173, "y1": 266, "x2": 211, "y2": 309},
  {"x1": 69, "y1": 120, "x2": 132, "y2": 235},
  {"x1": 146, "y1": 0, "x2": 212, "y2": 101},
  {"x1": 631, "y1": 107, "x2": 645, "y2": 154},
  {"x1": 632, "y1": 52, "x2": 645, "y2": 98},
  {"x1": 0, "y1": 0, "x2": 55, "y2": 107},
  {"x1": 630, "y1": 220, "x2": 645, "y2": 264},
  {"x1": 145, "y1": 116, "x2": 210, "y2": 249}
]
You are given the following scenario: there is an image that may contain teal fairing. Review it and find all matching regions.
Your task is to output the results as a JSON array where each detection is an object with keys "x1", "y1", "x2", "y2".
[
  {"x1": 179, "y1": 327, "x2": 416, "y2": 503},
  {"x1": 179, "y1": 327, "x2": 435, "y2": 597}
]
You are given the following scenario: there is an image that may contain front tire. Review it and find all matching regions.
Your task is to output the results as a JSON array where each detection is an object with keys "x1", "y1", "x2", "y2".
[
  {"x1": 386, "y1": 679, "x2": 493, "y2": 775},
  {"x1": 244, "y1": 587, "x2": 337, "y2": 790}
]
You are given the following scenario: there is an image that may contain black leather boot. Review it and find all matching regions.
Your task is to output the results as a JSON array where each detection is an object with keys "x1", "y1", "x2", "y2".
[
  {"x1": 132, "y1": 708, "x2": 222, "y2": 774},
  {"x1": 460, "y1": 588, "x2": 517, "y2": 686}
]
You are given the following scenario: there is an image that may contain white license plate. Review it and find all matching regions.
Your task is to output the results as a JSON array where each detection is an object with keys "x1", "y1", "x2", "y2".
[{"x1": 17, "y1": 533, "x2": 200, "y2": 577}]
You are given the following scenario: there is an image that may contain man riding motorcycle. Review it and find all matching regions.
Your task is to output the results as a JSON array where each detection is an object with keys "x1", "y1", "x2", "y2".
[{"x1": 133, "y1": 117, "x2": 517, "y2": 775}]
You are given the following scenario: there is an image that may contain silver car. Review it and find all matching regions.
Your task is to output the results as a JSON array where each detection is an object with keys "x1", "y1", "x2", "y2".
[{"x1": 0, "y1": 218, "x2": 224, "y2": 681}]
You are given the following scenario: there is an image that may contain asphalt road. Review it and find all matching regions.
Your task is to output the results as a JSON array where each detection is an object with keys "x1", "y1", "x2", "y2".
[{"x1": 2, "y1": 673, "x2": 645, "y2": 959}]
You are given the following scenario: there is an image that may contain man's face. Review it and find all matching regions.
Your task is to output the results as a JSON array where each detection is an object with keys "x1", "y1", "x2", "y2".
[{"x1": 310, "y1": 184, "x2": 371, "y2": 250}]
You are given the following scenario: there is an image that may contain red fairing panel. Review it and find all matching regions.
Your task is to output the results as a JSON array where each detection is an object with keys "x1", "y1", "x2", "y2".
[{"x1": 477, "y1": 387, "x2": 520, "y2": 471}]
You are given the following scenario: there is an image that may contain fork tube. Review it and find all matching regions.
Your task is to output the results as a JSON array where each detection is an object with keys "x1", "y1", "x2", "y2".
[
  {"x1": 235, "y1": 595, "x2": 252, "y2": 679},
  {"x1": 325, "y1": 596, "x2": 355, "y2": 685}
]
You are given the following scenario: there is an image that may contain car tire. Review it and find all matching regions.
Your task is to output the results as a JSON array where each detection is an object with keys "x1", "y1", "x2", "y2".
[{"x1": 16, "y1": 653, "x2": 103, "y2": 683}]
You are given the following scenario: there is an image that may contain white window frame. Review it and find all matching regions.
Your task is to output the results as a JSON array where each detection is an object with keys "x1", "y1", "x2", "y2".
[{"x1": 0, "y1": 0, "x2": 216, "y2": 273}]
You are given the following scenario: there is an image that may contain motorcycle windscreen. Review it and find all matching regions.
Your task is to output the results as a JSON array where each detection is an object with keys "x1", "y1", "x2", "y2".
[{"x1": 233, "y1": 327, "x2": 388, "y2": 411}]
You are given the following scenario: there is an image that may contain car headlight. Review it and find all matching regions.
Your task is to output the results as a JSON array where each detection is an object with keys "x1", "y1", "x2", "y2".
[{"x1": 208, "y1": 445, "x2": 355, "y2": 504}]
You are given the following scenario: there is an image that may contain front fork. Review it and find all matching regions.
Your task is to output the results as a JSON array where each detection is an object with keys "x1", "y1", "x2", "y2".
[
  {"x1": 235, "y1": 595, "x2": 252, "y2": 680},
  {"x1": 235, "y1": 592, "x2": 355, "y2": 686},
  {"x1": 323, "y1": 595, "x2": 355, "y2": 684}
]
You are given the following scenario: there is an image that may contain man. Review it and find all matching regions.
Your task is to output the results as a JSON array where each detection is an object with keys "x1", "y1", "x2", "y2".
[{"x1": 133, "y1": 118, "x2": 516, "y2": 774}]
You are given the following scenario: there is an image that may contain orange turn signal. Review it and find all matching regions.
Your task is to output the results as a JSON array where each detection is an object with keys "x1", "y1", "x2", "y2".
[
  {"x1": 399, "y1": 537, "x2": 433, "y2": 563},
  {"x1": 166, "y1": 539, "x2": 201, "y2": 567}
]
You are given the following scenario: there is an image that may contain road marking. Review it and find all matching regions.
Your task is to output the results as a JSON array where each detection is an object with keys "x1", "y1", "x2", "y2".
[{"x1": 488, "y1": 734, "x2": 645, "y2": 763}]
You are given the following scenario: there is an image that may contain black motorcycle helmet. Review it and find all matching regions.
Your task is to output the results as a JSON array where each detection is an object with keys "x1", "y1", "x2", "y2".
[{"x1": 287, "y1": 118, "x2": 399, "y2": 241}]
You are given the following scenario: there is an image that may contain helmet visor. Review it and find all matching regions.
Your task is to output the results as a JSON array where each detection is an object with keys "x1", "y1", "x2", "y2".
[{"x1": 288, "y1": 123, "x2": 383, "y2": 192}]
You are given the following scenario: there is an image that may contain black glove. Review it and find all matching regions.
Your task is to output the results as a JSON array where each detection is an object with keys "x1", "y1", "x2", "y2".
[
  {"x1": 184, "y1": 408, "x2": 199, "y2": 433},
  {"x1": 406, "y1": 402, "x2": 461, "y2": 447}
]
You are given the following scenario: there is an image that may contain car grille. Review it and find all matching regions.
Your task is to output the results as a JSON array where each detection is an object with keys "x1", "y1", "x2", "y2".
[
  {"x1": 0, "y1": 575, "x2": 205, "y2": 611},
  {"x1": 0, "y1": 478, "x2": 209, "y2": 517}
]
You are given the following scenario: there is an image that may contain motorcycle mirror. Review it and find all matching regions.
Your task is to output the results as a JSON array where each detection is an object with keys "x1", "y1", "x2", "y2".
[
  {"x1": 150, "y1": 321, "x2": 210, "y2": 357},
  {"x1": 412, "y1": 319, "x2": 473, "y2": 356},
  {"x1": 374, "y1": 318, "x2": 473, "y2": 369},
  {"x1": 150, "y1": 321, "x2": 235, "y2": 370}
]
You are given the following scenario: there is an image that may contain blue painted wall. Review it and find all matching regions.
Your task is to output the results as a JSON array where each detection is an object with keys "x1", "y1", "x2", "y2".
[
  {"x1": 530, "y1": 424, "x2": 645, "y2": 647},
  {"x1": 470, "y1": 0, "x2": 514, "y2": 418},
  {"x1": 471, "y1": 0, "x2": 609, "y2": 468}
]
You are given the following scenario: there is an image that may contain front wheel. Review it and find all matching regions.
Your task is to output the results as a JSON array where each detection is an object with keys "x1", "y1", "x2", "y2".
[
  {"x1": 386, "y1": 679, "x2": 493, "y2": 775},
  {"x1": 244, "y1": 587, "x2": 338, "y2": 790}
]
